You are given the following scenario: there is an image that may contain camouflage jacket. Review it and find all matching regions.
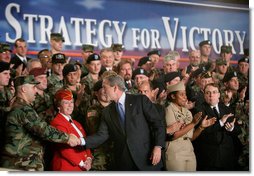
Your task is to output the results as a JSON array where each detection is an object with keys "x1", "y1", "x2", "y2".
[
  {"x1": 47, "y1": 74, "x2": 64, "y2": 98},
  {"x1": 0, "y1": 98, "x2": 69, "y2": 171},
  {"x1": 32, "y1": 92, "x2": 55, "y2": 123}
]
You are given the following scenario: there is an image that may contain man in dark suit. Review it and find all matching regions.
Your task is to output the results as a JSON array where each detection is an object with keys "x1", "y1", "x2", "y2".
[
  {"x1": 193, "y1": 83, "x2": 241, "y2": 171},
  {"x1": 83, "y1": 73, "x2": 166, "y2": 171},
  {"x1": 10, "y1": 38, "x2": 32, "y2": 74}
]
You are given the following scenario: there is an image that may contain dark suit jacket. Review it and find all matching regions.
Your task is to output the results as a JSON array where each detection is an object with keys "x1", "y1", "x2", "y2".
[
  {"x1": 193, "y1": 102, "x2": 241, "y2": 171},
  {"x1": 10, "y1": 54, "x2": 32, "y2": 70},
  {"x1": 86, "y1": 94, "x2": 166, "y2": 171}
]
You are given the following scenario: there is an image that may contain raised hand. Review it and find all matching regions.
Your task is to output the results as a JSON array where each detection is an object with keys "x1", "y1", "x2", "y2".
[
  {"x1": 200, "y1": 115, "x2": 216, "y2": 128},
  {"x1": 192, "y1": 112, "x2": 203, "y2": 125},
  {"x1": 221, "y1": 113, "x2": 234, "y2": 124},
  {"x1": 67, "y1": 133, "x2": 81, "y2": 147}
]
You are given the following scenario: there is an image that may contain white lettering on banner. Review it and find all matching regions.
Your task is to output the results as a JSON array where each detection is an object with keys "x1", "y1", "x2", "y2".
[{"x1": 4, "y1": 3, "x2": 247, "y2": 55}]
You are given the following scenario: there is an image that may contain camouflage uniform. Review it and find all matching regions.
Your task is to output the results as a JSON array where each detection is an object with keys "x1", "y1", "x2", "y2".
[
  {"x1": 0, "y1": 86, "x2": 14, "y2": 150},
  {"x1": 81, "y1": 73, "x2": 97, "y2": 96},
  {"x1": 85, "y1": 100, "x2": 114, "y2": 170},
  {"x1": 0, "y1": 97, "x2": 69, "y2": 171},
  {"x1": 32, "y1": 92, "x2": 54, "y2": 123},
  {"x1": 80, "y1": 64, "x2": 89, "y2": 79},
  {"x1": 47, "y1": 73, "x2": 64, "y2": 99}
]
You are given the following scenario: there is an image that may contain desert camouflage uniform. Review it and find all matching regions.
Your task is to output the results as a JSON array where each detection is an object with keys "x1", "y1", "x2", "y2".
[{"x1": 0, "y1": 97, "x2": 69, "y2": 171}]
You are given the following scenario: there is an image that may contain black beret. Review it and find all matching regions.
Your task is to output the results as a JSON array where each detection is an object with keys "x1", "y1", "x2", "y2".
[
  {"x1": 220, "y1": 45, "x2": 232, "y2": 53},
  {"x1": 147, "y1": 50, "x2": 161, "y2": 57},
  {"x1": 82, "y1": 44, "x2": 94, "y2": 52},
  {"x1": 199, "y1": 40, "x2": 211, "y2": 47},
  {"x1": 238, "y1": 57, "x2": 249, "y2": 64},
  {"x1": 138, "y1": 56, "x2": 151, "y2": 67},
  {"x1": 86, "y1": 53, "x2": 101, "y2": 64},
  {"x1": 51, "y1": 53, "x2": 66, "y2": 64},
  {"x1": 111, "y1": 44, "x2": 124, "y2": 52},
  {"x1": 132, "y1": 68, "x2": 148, "y2": 79},
  {"x1": 223, "y1": 71, "x2": 238, "y2": 83},
  {"x1": 93, "y1": 80, "x2": 103, "y2": 91},
  {"x1": 191, "y1": 66, "x2": 207, "y2": 78},
  {"x1": 0, "y1": 61, "x2": 10, "y2": 72},
  {"x1": 164, "y1": 72, "x2": 181, "y2": 83},
  {"x1": 63, "y1": 64, "x2": 78, "y2": 77},
  {"x1": 50, "y1": 33, "x2": 65, "y2": 42}
]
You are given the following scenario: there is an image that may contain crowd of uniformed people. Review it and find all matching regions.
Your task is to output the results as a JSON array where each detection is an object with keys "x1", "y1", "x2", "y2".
[{"x1": 0, "y1": 33, "x2": 249, "y2": 171}]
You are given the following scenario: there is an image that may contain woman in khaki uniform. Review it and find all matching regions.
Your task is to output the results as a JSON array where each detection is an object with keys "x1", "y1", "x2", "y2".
[{"x1": 164, "y1": 81, "x2": 215, "y2": 171}]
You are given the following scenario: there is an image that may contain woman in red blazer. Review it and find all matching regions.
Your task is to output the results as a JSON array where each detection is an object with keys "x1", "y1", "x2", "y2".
[{"x1": 50, "y1": 88, "x2": 92, "y2": 171}]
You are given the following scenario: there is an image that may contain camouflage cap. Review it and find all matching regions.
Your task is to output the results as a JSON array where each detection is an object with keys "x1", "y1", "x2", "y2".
[
  {"x1": 111, "y1": 44, "x2": 124, "y2": 52},
  {"x1": 63, "y1": 64, "x2": 78, "y2": 77},
  {"x1": 86, "y1": 53, "x2": 101, "y2": 64},
  {"x1": 199, "y1": 40, "x2": 212, "y2": 47},
  {"x1": 51, "y1": 53, "x2": 66, "y2": 64},
  {"x1": 238, "y1": 57, "x2": 249, "y2": 64},
  {"x1": 14, "y1": 75, "x2": 40, "y2": 87},
  {"x1": 0, "y1": 43, "x2": 12, "y2": 53},
  {"x1": 138, "y1": 56, "x2": 151, "y2": 66},
  {"x1": 223, "y1": 71, "x2": 238, "y2": 83},
  {"x1": 147, "y1": 49, "x2": 161, "y2": 57},
  {"x1": 132, "y1": 68, "x2": 148, "y2": 79},
  {"x1": 167, "y1": 81, "x2": 185, "y2": 94},
  {"x1": 220, "y1": 45, "x2": 232, "y2": 53},
  {"x1": 50, "y1": 33, "x2": 65, "y2": 42},
  {"x1": 0, "y1": 61, "x2": 10, "y2": 72},
  {"x1": 216, "y1": 58, "x2": 227, "y2": 66},
  {"x1": 82, "y1": 44, "x2": 94, "y2": 52}
]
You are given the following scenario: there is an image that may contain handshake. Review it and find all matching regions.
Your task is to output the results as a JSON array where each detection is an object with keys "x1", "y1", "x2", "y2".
[{"x1": 67, "y1": 134, "x2": 84, "y2": 147}]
